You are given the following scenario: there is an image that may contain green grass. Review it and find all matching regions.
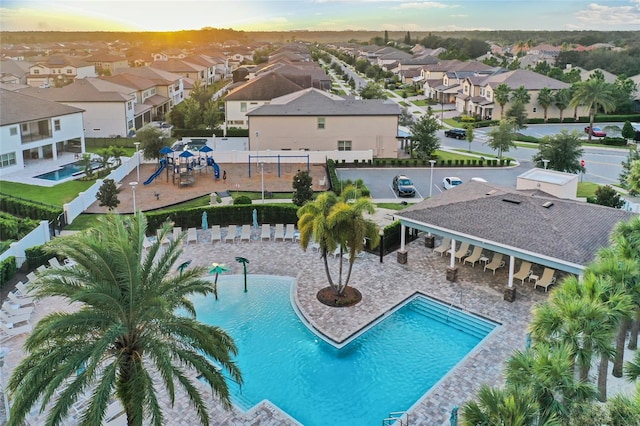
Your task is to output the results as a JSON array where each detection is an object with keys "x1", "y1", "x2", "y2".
[
  {"x1": 577, "y1": 182, "x2": 599, "y2": 198},
  {"x1": 0, "y1": 180, "x2": 94, "y2": 207},
  {"x1": 66, "y1": 213, "x2": 106, "y2": 230},
  {"x1": 375, "y1": 203, "x2": 408, "y2": 210},
  {"x1": 412, "y1": 100, "x2": 432, "y2": 107}
]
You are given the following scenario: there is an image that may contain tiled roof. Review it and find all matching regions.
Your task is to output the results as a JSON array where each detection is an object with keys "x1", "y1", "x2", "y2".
[
  {"x1": 17, "y1": 78, "x2": 134, "y2": 102},
  {"x1": 396, "y1": 181, "x2": 636, "y2": 269},
  {"x1": 0, "y1": 89, "x2": 83, "y2": 126},
  {"x1": 225, "y1": 72, "x2": 305, "y2": 101},
  {"x1": 114, "y1": 66, "x2": 182, "y2": 84},
  {"x1": 482, "y1": 69, "x2": 569, "y2": 90}
]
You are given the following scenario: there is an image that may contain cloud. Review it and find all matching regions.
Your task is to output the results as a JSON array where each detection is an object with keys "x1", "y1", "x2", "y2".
[
  {"x1": 396, "y1": 1, "x2": 450, "y2": 9},
  {"x1": 574, "y1": 1, "x2": 640, "y2": 26}
]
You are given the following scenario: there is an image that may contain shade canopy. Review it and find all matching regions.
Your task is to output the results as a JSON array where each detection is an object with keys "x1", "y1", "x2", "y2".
[
  {"x1": 199, "y1": 145, "x2": 213, "y2": 153},
  {"x1": 159, "y1": 146, "x2": 174, "y2": 154},
  {"x1": 179, "y1": 150, "x2": 194, "y2": 158}
]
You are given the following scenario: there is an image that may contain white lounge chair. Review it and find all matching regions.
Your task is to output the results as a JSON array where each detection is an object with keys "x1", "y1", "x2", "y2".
[
  {"x1": 1, "y1": 320, "x2": 32, "y2": 341},
  {"x1": 2, "y1": 301, "x2": 34, "y2": 316},
  {"x1": 463, "y1": 246, "x2": 484, "y2": 267},
  {"x1": 186, "y1": 227, "x2": 198, "y2": 244},
  {"x1": 172, "y1": 227, "x2": 183, "y2": 243},
  {"x1": 36, "y1": 265, "x2": 48, "y2": 274},
  {"x1": 484, "y1": 253, "x2": 505, "y2": 274},
  {"x1": 239, "y1": 225, "x2": 251, "y2": 242},
  {"x1": 211, "y1": 225, "x2": 222, "y2": 244},
  {"x1": 274, "y1": 224, "x2": 285, "y2": 241},
  {"x1": 0, "y1": 309, "x2": 31, "y2": 326},
  {"x1": 49, "y1": 258, "x2": 66, "y2": 269},
  {"x1": 261, "y1": 224, "x2": 271, "y2": 241},
  {"x1": 454, "y1": 242, "x2": 471, "y2": 263},
  {"x1": 433, "y1": 237, "x2": 451, "y2": 256},
  {"x1": 25, "y1": 271, "x2": 38, "y2": 285},
  {"x1": 284, "y1": 224, "x2": 296, "y2": 241},
  {"x1": 534, "y1": 268, "x2": 557, "y2": 292},
  {"x1": 225, "y1": 225, "x2": 238, "y2": 243},
  {"x1": 7, "y1": 290, "x2": 35, "y2": 307},
  {"x1": 514, "y1": 261, "x2": 533, "y2": 285},
  {"x1": 15, "y1": 281, "x2": 36, "y2": 298},
  {"x1": 330, "y1": 246, "x2": 342, "y2": 258}
]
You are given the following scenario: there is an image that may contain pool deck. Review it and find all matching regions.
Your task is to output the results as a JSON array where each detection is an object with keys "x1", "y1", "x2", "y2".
[{"x1": 6, "y1": 228, "x2": 562, "y2": 425}]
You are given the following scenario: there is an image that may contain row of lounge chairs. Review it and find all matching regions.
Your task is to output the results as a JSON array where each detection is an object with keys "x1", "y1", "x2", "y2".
[
  {"x1": 433, "y1": 237, "x2": 557, "y2": 291},
  {"x1": 1, "y1": 267, "x2": 41, "y2": 342},
  {"x1": 153, "y1": 224, "x2": 300, "y2": 245}
]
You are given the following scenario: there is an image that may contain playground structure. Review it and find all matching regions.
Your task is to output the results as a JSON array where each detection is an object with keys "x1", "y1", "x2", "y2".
[{"x1": 143, "y1": 146, "x2": 221, "y2": 187}]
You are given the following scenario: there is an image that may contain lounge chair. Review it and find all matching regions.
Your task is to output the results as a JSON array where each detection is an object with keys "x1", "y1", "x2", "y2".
[
  {"x1": 454, "y1": 242, "x2": 471, "y2": 263},
  {"x1": 274, "y1": 224, "x2": 285, "y2": 241},
  {"x1": 172, "y1": 227, "x2": 183, "y2": 243},
  {"x1": 463, "y1": 246, "x2": 484, "y2": 267},
  {"x1": 15, "y1": 281, "x2": 36, "y2": 298},
  {"x1": 211, "y1": 225, "x2": 222, "y2": 244},
  {"x1": 2, "y1": 301, "x2": 34, "y2": 316},
  {"x1": 433, "y1": 237, "x2": 451, "y2": 256},
  {"x1": 225, "y1": 225, "x2": 238, "y2": 243},
  {"x1": 240, "y1": 225, "x2": 251, "y2": 242},
  {"x1": 484, "y1": 253, "x2": 505, "y2": 274},
  {"x1": 36, "y1": 265, "x2": 48, "y2": 274},
  {"x1": 0, "y1": 309, "x2": 31, "y2": 326},
  {"x1": 48, "y1": 257, "x2": 66, "y2": 269},
  {"x1": 261, "y1": 224, "x2": 271, "y2": 240},
  {"x1": 186, "y1": 227, "x2": 198, "y2": 244},
  {"x1": 7, "y1": 290, "x2": 35, "y2": 307},
  {"x1": 25, "y1": 271, "x2": 38, "y2": 285},
  {"x1": 284, "y1": 224, "x2": 296, "y2": 241},
  {"x1": 514, "y1": 261, "x2": 533, "y2": 285},
  {"x1": 0, "y1": 320, "x2": 32, "y2": 342},
  {"x1": 534, "y1": 268, "x2": 557, "y2": 292},
  {"x1": 330, "y1": 246, "x2": 342, "y2": 258}
]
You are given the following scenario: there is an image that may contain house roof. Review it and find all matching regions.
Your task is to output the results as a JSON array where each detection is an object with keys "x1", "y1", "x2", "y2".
[
  {"x1": 225, "y1": 71, "x2": 305, "y2": 101},
  {"x1": 0, "y1": 89, "x2": 84, "y2": 126},
  {"x1": 396, "y1": 181, "x2": 637, "y2": 273},
  {"x1": 151, "y1": 59, "x2": 205, "y2": 73},
  {"x1": 247, "y1": 88, "x2": 401, "y2": 117},
  {"x1": 114, "y1": 66, "x2": 182, "y2": 85},
  {"x1": 482, "y1": 69, "x2": 569, "y2": 90},
  {"x1": 17, "y1": 78, "x2": 134, "y2": 103}
]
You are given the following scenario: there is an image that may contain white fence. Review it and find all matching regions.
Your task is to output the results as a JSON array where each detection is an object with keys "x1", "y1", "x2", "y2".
[{"x1": 0, "y1": 221, "x2": 50, "y2": 267}]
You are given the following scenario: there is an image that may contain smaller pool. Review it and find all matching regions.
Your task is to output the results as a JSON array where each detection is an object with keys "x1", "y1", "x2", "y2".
[{"x1": 34, "y1": 161, "x2": 100, "y2": 181}]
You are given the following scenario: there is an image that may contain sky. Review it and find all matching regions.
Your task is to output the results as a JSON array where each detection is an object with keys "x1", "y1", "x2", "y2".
[{"x1": 1, "y1": 0, "x2": 640, "y2": 32}]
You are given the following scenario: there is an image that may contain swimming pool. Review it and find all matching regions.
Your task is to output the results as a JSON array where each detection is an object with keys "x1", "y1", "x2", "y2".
[
  {"x1": 192, "y1": 275, "x2": 498, "y2": 425},
  {"x1": 34, "y1": 160, "x2": 100, "y2": 181}
]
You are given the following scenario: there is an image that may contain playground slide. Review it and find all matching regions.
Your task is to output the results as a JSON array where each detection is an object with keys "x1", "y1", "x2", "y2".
[
  {"x1": 143, "y1": 158, "x2": 166, "y2": 185},
  {"x1": 207, "y1": 157, "x2": 221, "y2": 179}
]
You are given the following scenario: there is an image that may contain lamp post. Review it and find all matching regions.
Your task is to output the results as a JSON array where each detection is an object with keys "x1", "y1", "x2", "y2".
[
  {"x1": 0, "y1": 347, "x2": 10, "y2": 423},
  {"x1": 134, "y1": 142, "x2": 140, "y2": 182},
  {"x1": 542, "y1": 159, "x2": 549, "y2": 169},
  {"x1": 261, "y1": 162, "x2": 265, "y2": 204},
  {"x1": 379, "y1": 228, "x2": 384, "y2": 263},
  {"x1": 429, "y1": 159, "x2": 436, "y2": 198},
  {"x1": 130, "y1": 181, "x2": 138, "y2": 213}
]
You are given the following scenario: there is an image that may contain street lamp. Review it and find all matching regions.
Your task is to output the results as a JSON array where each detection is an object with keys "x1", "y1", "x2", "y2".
[
  {"x1": 379, "y1": 228, "x2": 384, "y2": 263},
  {"x1": 429, "y1": 160, "x2": 436, "y2": 198},
  {"x1": 261, "y1": 162, "x2": 265, "y2": 205},
  {"x1": 542, "y1": 159, "x2": 549, "y2": 169},
  {"x1": 130, "y1": 181, "x2": 138, "y2": 213},
  {"x1": 0, "y1": 347, "x2": 10, "y2": 423},
  {"x1": 134, "y1": 142, "x2": 140, "y2": 182}
]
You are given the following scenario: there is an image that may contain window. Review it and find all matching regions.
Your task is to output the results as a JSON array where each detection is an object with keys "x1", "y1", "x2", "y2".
[
  {"x1": 127, "y1": 102, "x2": 132, "y2": 110},
  {"x1": 317, "y1": 117, "x2": 326, "y2": 129},
  {"x1": 54, "y1": 119, "x2": 61, "y2": 131},
  {"x1": 9, "y1": 127, "x2": 17, "y2": 136},
  {"x1": 66, "y1": 69, "x2": 73, "y2": 74},
  {"x1": 533, "y1": 107, "x2": 537, "y2": 112},
  {"x1": 240, "y1": 102, "x2": 247, "y2": 112},
  {"x1": 338, "y1": 140, "x2": 352, "y2": 151},
  {"x1": 21, "y1": 123, "x2": 28, "y2": 132},
  {"x1": 33, "y1": 69, "x2": 40, "y2": 75},
  {"x1": 0, "y1": 152, "x2": 17, "y2": 168}
]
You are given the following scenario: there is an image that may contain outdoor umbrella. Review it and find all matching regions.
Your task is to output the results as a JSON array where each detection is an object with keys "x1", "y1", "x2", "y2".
[
  {"x1": 252, "y1": 209, "x2": 258, "y2": 229},
  {"x1": 199, "y1": 145, "x2": 213, "y2": 172},
  {"x1": 209, "y1": 263, "x2": 230, "y2": 300},
  {"x1": 449, "y1": 405, "x2": 458, "y2": 426},
  {"x1": 201, "y1": 211, "x2": 208, "y2": 230},
  {"x1": 159, "y1": 146, "x2": 174, "y2": 155}
]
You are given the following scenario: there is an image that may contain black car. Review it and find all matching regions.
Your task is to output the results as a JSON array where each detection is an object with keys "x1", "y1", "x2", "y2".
[
  {"x1": 392, "y1": 175, "x2": 416, "y2": 197},
  {"x1": 444, "y1": 128, "x2": 467, "y2": 139}
]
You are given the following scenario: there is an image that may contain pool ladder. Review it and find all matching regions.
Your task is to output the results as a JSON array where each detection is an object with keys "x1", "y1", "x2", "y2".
[
  {"x1": 382, "y1": 411, "x2": 409, "y2": 425},
  {"x1": 446, "y1": 289, "x2": 467, "y2": 320}
]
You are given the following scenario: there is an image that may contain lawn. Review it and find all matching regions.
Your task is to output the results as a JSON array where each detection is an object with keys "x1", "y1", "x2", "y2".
[
  {"x1": 0, "y1": 180, "x2": 94, "y2": 207},
  {"x1": 577, "y1": 182, "x2": 599, "y2": 198}
]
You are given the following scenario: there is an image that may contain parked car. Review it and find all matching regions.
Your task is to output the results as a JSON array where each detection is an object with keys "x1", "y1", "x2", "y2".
[
  {"x1": 392, "y1": 175, "x2": 416, "y2": 197},
  {"x1": 444, "y1": 128, "x2": 467, "y2": 139},
  {"x1": 584, "y1": 126, "x2": 606, "y2": 137},
  {"x1": 443, "y1": 176, "x2": 463, "y2": 190}
]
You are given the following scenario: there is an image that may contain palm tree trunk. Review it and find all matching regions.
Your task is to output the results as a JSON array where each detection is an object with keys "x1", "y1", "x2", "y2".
[
  {"x1": 559, "y1": 109, "x2": 564, "y2": 123},
  {"x1": 337, "y1": 247, "x2": 345, "y2": 295},
  {"x1": 629, "y1": 315, "x2": 639, "y2": 350},
  {"x1": 321, "y1": 250, "x2": 336, "y2": 293},
  {"x1": 613, "y1": 318, "x2": 630, "y2": 377},
  {"x1": 597, "y1": 354, "x2": 609, "y2": 402}
]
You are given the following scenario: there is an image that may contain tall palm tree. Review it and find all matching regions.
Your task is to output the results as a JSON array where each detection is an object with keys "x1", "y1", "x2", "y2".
[
  {"x1": 494, "y1": 83, "x2": 511, "y2": 118},
  {"x1": 537, "y1": 87, "x2": 554, "y2": 123},
  {"x1": 511, "y1": 85, "x2": 532, "y2": 106},
  {"x1": 8, "y1": 213, "x2": 242, "y2": 426},
  {"x1": 613, "y1": 216, "x2": 640, "y2": 350},
  {"x1": 569, "y1": 79, "x2": 616, "y2": 141},
  {"x1": 553, "y1": 88, "x2": 571, "y2": 123}
]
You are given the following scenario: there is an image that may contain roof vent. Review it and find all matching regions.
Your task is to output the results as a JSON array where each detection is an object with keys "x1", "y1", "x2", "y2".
[
  {"x1": 486, "y1": 190, "x2": 497, "y2": 195},
  {"x1": 542, "y1": 201, "x2": 554, "y2": 208},
  {"x1": 502, "y1": 198, "x2": 521, "y2": 205}
]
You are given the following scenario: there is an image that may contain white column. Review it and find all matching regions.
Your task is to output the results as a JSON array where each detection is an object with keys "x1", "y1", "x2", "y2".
[
  {"x1": 450, "y1": 239, "x2": 456, "y2": 268},
  {"x1": 400, "y1": 224, "x2": 406, "y2": 251},
  {"x1": 508, "y1": 255, "x2": 515, "y2": 288}
]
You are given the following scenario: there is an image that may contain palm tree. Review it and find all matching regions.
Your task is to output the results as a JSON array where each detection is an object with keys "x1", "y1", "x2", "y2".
[
  {"x1": 612, "y1": 216, "x2": 640, "y2": 350},
  {"x1": 209, "y1": 262, "x2": 230, "y2": 300},
  {"x1": 494, "y1": 83, "x2": 511, "y2": 118},
  {"x1": 537, "y1": 87, "x2": 554, "y2": 123},
  {"x1": 570, "y1": 79, "x2": 616, "y2": 141},
  {"x1": 7, "y1": 213, "x2": 242, "y2": 426},
  {"x1": 553, "y1": 88, "x2": 571, "y2": 123},
  {"x1": 511, "y1": 85, "x2": 531, "y2": 106}
]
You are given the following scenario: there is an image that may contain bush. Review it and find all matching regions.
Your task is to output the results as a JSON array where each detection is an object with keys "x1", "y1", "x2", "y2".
[
  {"x1": 600, "y1": 137, "x2": 627, "y2": 146},
  {"x1": 515, "y1": 134, "x2": 541, "y2": 143},
  {"x1": 233, "y1": 195, "x2": 253, "y2": 205},
  {"x1": 25, "y1": 245, "x2": 49, "y2": 270},
  {"x1": 0, "y1": 212, "x2": 40, "y2": 240},
  {"x1": 0, "y1": 256, "x2": 16, "y2": 287},
  {"x1": 0, "y1": 195, "x2": 62, "y2": 221}
]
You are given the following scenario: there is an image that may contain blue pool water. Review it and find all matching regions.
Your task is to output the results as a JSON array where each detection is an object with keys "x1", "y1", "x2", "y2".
[
  {"x1": 34, "y1": 160, "x2": 99, "y2": 181},
  {"x1": 192, "y1": 276, "x2": 498, "y2": 426}
]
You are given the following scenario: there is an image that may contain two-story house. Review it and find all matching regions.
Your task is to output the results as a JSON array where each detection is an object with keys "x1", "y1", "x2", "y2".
[
  {"x1": 84, "y1": 53, "x2": 129, "y2": 75},
  {"x1": 26, "y1": 55, "x2": 97, "y2": 88},
  {"x1": 113, "y1": 66, "x2": 185, "y2": 109},
  {"x1": 151, "y1": 59, "x2": 208, "y2": 91},
  {"x1": 0, "y1": 89, "x2": 85, "y2": 177},
  {"x1": 247, "y1": 88, "x2": 400, "y2": 158}
]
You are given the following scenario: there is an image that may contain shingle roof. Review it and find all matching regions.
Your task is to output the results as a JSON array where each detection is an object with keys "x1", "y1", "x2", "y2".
[
  {"x1": 482, "y1": 69, "x2": 569, "y2": 90},
  {"x1": 246, "y1": 88, "x2": 401, "y2": 117},
  {"x1": 0, "y1": 89, "x2": 84, "y2": 126},
  {"x1": 17, "y1": 78, "x2": 134, "y2": 102},
  {"x1": 225, "y1": 72, "x2": 305, "y2": 101},
  {"x1": 396, "y1": 181, "x2": 636, "y2": 271}
]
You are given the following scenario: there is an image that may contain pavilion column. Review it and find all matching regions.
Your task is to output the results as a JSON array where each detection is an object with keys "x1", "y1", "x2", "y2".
[
  {"x1": 504, "y1": 255, "x2": 517, "y2": 302},
  {"x1": 446, "y1": 238, "x2": 458, "y2": 282},
  {"x1": 397, "y1": 224, "x2": 408, "y2": 264}
]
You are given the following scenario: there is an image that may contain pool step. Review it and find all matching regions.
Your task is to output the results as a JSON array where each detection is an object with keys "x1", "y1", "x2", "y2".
[
  {"x1": 408, "y1": 297, "x2": 496, "y2": 339},
  {"x1": 198, "y1": 374, "x2": 254, "y2": 412}
]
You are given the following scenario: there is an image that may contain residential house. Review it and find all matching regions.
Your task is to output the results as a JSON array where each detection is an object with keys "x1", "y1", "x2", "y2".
[
  {"x1": 247, "y1": 88, "x2": 400, "y2": 158},
  {"x1": 84, "y1": 53, "x2": 129, "y2": 75},
  {"x1": 18, "y1": 78, "x2": 136, "y2": 138},
  {"x1": 0, "y1": 59, "x2": 32, "y2": 84},
  {"x1": 26, "y1": 55, "x2": 97, "y2": 88},
  {"x1": 151, "y1": 58, "x2": 208, "y2": 92},
  {"x1": 574, "y1": 67, "x2": 618, "y2": 84},
  {"x1": 0, "y1": 89, "x2": 85, "y2": 177},
  {"x1": 152, "y1": 49, "x2": 190, "y2": 61},
  {"x1": 113, "y1": 66, "x2": 185, "y2": 109},
  {"x1": 102, "y1": 73, "x2": 171, "y2": 125}
]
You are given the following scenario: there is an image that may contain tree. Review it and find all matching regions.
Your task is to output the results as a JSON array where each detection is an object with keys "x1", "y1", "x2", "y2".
[
  {"x1": 138, "y1": 126, "x2": 166, "y2": 161},
  {"x1": 537, "y1": 87, "x2": 554, "y2": 123},
  {"x1": 553, "y1": 89, "x2": 572, "y2": 123},
  {"x1": 292, "y1": 169, "x2": 314, "y2": 207},
  {"x1": 622, "y1": 121, "x2": 637, "y2": 143},
  {"x1": 409, "y1": 110, "x2": 440, "y2": 160},
  {"x1": 511, "y1": 85, "x2": 531, "y2": 105},
  {"x1": 589, "y1": 186, "x2": 625, "y2": 209},
  {"x1": 109, "y1": 146, "x2": 126, "y2": 167},
  {"x1": 494, "y1": 83, "x2": 511, "y2": 118},
  {"x1": 486, "y1": 119, "x2": 516, "y2": 158},
  {"x1": 620, "y1": 148, "x2": 640, "y2": 196},
  {"x1": 505, "y1": 101, "x2": 528, "y2": 130},
  {"x1": 465, "y1": 123, "x2": 474, "y2": 152},
  {"x1": 95, "y1": 178, "x2": 120, "y2": 211},
  {"x1": 95, "y1": 148, "x2": 112, "y2": 171},
  {"x1": 398, "y1": 107, "x2": 414, "y2": 127},
  {"x1": 7, "y1": 213, "x2": 242, "y2": 426},
  {"x1": 629, "y1": 161, "x2": 640, "y2": 195},
  {"x1": 358, "y1": 82, "x2": 386, "y2": 99},
  {"x1": 612, "y1": 75, "x2": 638, "y2": 114},
  {"x1": 570, "y1": 79, "x2": 616, "y2": 141},
  {"x1": 532, "y1": 130, "x2": 584, "y2": 173}
]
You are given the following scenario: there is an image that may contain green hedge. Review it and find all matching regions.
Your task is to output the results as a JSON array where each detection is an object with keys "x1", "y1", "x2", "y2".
[
  {"x1": 225, "y1": 127, "x2": 250, "y2": 137},
  {"x1": 25, "y1": 245, "x2": 49, "y2": 270},
  {"x1": 171, "y1": 129, "x2": 215, "y2": 138},
  {"x1": 595, "y1": 114, "x2": 640, "y2": 123},
  {"x1": 600, "y1": 137, "x2": 628, "y2": 146},
  {"x1": 0, "y1": 194, "x2": 62, "y2": 221},
  {"x1": 0, "y1": 212, "x2": 40, "y2": 240},
  {"x1": 0, "y1": 256, "x2": 16, "y2": 287},
  {"x1": 85, "y1": 137, "x2": 133, "y2": 148}
]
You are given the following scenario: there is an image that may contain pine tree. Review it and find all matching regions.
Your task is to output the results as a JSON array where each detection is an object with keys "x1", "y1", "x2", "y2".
[{"x1": 95, "y1": 178, "x2": 121, "y2": 211}]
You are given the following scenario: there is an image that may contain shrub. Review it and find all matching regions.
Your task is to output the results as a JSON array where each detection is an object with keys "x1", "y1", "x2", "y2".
[
  {"x1": 233, "y1": 195, "x2": 253, "y2": 205},
  {"x1": 0, "y1": 256, "x2": 16, "y2": 287},
  {"x1": 600, "y1": 137, "x2": 627, "y2": 146},
  {"x1": 25, "y1": 245, "x2": 48, "y2": 270}
]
